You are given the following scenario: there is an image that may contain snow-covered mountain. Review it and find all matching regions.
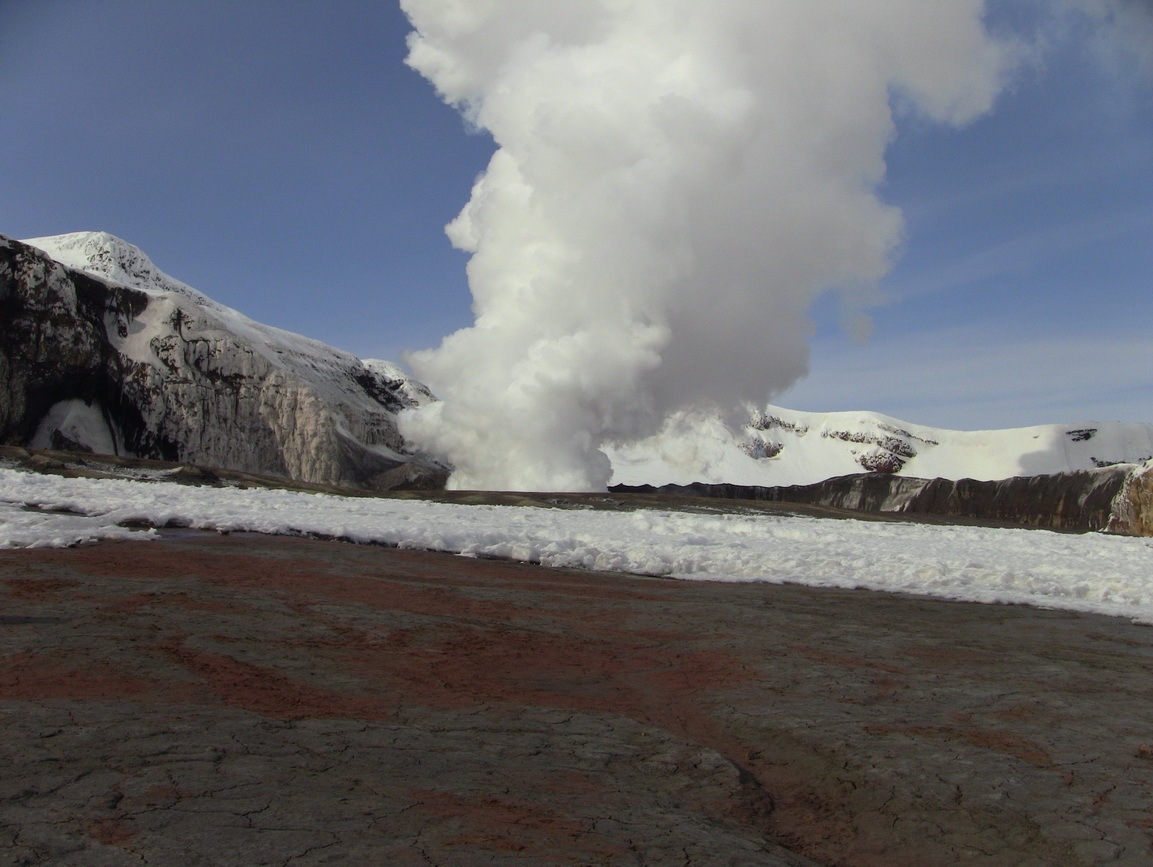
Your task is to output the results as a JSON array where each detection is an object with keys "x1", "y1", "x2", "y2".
[
  {"x1": 5, "y1": 230, "x2": 1151, "y2": 498},
  {"x1": 1, "y1": 232, "x2": 438, "y2": 489},
  {"x1": 607, "y1": 407, "x2": 1153, "y2": 488}
]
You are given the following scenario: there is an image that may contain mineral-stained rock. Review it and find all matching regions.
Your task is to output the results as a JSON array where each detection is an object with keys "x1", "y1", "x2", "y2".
[
  {"x1": 5, "y1": 533, "x2": 1153, "y2": 864},
  {"x1": 0, "y1": 233, "x2": 433, "y2": 490}
]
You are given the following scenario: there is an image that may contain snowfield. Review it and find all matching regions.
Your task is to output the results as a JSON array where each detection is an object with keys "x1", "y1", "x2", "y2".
[
  {"x1": 2, "y1": 467, "x2": 1151, "y2": 623},
  {"x1": 607, "y1": 406, "x2": 1153, "y2": 488}
]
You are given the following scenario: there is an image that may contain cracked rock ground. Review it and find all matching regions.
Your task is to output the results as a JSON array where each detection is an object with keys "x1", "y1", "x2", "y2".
[{"x1": 2, "y1": 531, "x2": 1152, "y2": 865}]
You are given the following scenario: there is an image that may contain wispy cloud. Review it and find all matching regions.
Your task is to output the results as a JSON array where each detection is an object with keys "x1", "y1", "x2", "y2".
[
  {"x1": 781, "y1": 323, "x2": 1153, "y2": 429},
  {"x1": 887, "y1": 208, "x2": 1153, "y2": 301},
  {"x1": 893, "y1": 137, "x2": 1152, "y2": 223}
]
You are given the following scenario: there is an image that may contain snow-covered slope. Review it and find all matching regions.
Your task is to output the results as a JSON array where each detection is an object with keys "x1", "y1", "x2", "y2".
[
  {"x1": 607, "y1": 406, "x2": 1153, "y2": 488},
  {"x1": 7, "y1": 231, "x2": 1151, "y2": 495},
  {"x1": 2, "y1": 232, "x2": 436, "y2": 489},
  {"x1": 23, "y1": 231, "x2": 222, "y2": 309},
  {"x1": 23, "y1": 232, "x2": 428, "y2": 432}
]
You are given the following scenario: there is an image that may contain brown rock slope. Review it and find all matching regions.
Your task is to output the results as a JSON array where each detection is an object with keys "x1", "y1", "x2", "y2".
[{"x1": 2, "y1": 532, "x2": 1152, "y2": 865}]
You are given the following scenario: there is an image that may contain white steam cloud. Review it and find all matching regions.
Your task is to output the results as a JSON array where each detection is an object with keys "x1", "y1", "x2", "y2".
[{"x1": 398, "y1": 0, "x2": 1015, "y2": 491}]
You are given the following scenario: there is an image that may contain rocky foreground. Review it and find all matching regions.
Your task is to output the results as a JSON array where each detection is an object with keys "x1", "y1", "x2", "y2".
[{"x1": 2, "y1": 532, "x2": 1152, "y2": 865}]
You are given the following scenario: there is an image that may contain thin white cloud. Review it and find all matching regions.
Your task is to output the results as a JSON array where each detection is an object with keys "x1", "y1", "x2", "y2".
[
  {"x1": 1064, "y1": 0, "x2": 1153, "y2": 79},
  {"x1": 889, "y1": 209, "x2": 1153, "y2": 300},
  {"x1": 894, "y1": 135, "x2": 1152, "y2": 223},
  {"x1": 781, "y1": 324, "x2": 1153, "y2": 429}
]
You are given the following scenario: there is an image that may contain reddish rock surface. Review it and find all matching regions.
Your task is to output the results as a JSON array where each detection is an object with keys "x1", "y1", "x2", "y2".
[{"x1": 2, "y1": 531, "x2": 1152, "y2": 865}]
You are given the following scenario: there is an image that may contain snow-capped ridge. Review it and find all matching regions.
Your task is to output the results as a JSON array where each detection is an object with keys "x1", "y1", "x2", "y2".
[
  {"x1": 8, "y1": 231, "x2": 1152, "y2": 498},
  {"x1": 2, "y1": 232, "x2": 435, "y2": 490},
  {"x1": 23, "y1": 231, "x2": 220, "y2": 309},
  {"x1": 607, "y1": 405, "x2": 1153, "y2": 489},
  {"x1": 20, "y1": 231, "x2": 431, "y2": 418},
  {"x1": 25, "y1": 232, "x2": 351, "y2": 368}
]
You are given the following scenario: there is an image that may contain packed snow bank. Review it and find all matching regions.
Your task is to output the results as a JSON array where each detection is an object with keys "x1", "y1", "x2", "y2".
[{"x1": 1, "y1": 467, "x2": 1151, "y2": 623}]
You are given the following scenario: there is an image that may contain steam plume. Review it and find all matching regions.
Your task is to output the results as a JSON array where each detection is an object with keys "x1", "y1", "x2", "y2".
[{"x1": 398, "y1": 0, "x2": 1014, "y2": 491}]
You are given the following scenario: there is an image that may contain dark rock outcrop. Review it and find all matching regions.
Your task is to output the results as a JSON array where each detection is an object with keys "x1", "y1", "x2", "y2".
[
  {"x1": 0, "y1": 234, "x2": 432, "y2": 490},
  {"x1": 613, "y1": 462, "x2": 1153, "y2": 536}
]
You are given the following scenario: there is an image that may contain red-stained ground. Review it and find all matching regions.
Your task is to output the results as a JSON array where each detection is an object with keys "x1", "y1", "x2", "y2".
[{"x1": 3, "y1": 531, "x2": 1153, "y2": 865}]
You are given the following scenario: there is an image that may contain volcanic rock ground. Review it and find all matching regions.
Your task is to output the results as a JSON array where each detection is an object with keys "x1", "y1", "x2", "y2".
[{"x1": 2, "y1": 531, "x2": 1153, "y2": 865}]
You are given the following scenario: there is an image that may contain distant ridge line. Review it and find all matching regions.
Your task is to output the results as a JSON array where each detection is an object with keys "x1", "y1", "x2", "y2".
[{"x1": 612, "y1": 464, "x2": 1153, "y2": 536}]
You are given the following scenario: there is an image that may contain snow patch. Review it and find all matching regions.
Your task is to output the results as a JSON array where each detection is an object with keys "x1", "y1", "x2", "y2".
[
  {"x1": 1, "y1": 467, "x2": 1151, "y2": 624},
  {"x1": 30, "y1": 399, "x2": 120, "y2": 455}
]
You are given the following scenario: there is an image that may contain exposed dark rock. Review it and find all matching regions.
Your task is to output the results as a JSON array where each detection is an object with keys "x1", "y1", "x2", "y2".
[
  {"x1": 749, "y1": 411, "x2": 808, "y2": 434},
  {"x1": 818, "y1": 428, "x2": 918, "y2": 473},
  {"x1": 369, "y1": 457, "x2": 453, "y2": 491},
  {"x1": 857, "y1": 449, "x2": 907, "y2": 474},
  {"x1": 613, "y1": 462, "x2": 1153, "y2": 536},
  {"x1": 49, "y1": 429, "x2": 94, "y2": 454},
  {"x1": 739, "y1": 439, "x2": 784, "y2": 459},
  {"x1": 878, "y1": 421, "x2": 938, "y2": 446},
  {"x1": 168, "y1": 465, "x2": 223, "y2": 486}
]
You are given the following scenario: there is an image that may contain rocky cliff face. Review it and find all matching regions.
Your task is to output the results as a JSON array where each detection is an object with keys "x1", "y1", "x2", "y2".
[
  {"x1": 614, "y1": 461, "x2": 1153, "y2": 536},
  {"x1": 1106, "y1": 461, "x2": 1153, "y2": 537},
  {"x1": 0, "y1": 233, "x2": 437, "y2": 490}
]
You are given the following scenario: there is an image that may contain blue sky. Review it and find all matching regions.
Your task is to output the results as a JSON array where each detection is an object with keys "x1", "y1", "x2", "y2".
[{"x1": 2, "y1": 1, "x2": 1150, "y2": 430}]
